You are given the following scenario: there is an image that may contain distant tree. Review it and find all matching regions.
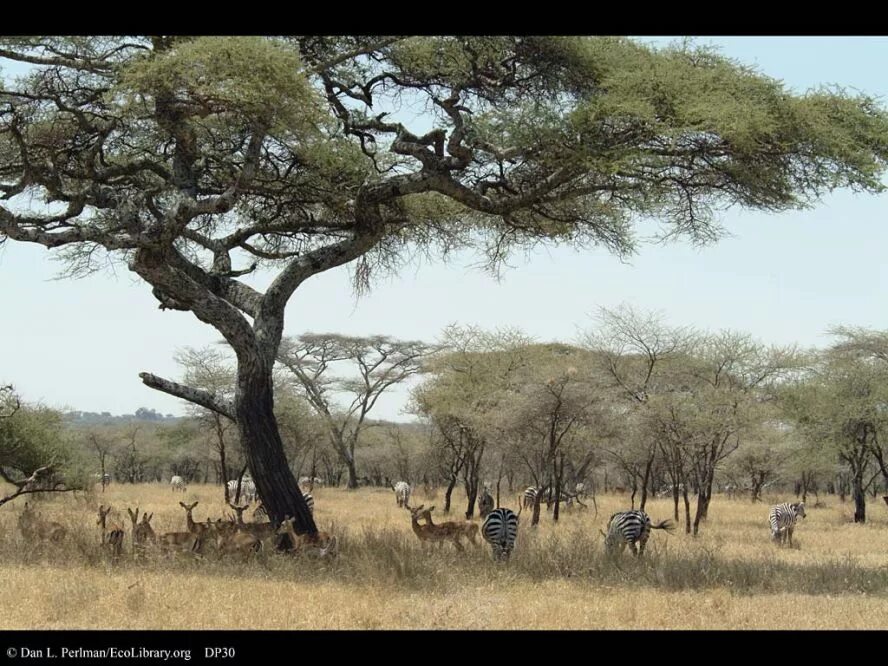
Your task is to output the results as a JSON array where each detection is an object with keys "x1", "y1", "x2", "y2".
[
  {"x1": 782, "y1": 331, "x2": 888, "y2": 523},
  {"x1": 4, "y1": 37, "x2": 888, "y2": 532},
  {"x1": 278, "y1": 333, "x2": 434, "y2": 489},
  {"x1": 175, "y1": 347, "x2": 239, "y2": 498},
  {"x1": 87, "y1": 430, "x2": 113, "y2": 492},
  {"x1": 0, "y1": 386, "x2": 78, "y2": 507}
]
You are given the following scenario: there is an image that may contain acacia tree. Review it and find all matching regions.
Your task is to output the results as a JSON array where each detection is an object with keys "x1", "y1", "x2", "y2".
[
  {"x1": 413, "y1": 325, "x2": 533, "y2": 515},
  {"x1": 0, "y1": 386, "x2": 77, "y2": 507},
  {"x1": 496, "y1": 347, "x2": 607, "y2": 525},
  {"x1": 828, "y1": 327, "x2": 888, "y2": 493},
  {"x1": 583, "y1": 305, "x2": 694, "y2": 511},
  {"x1": 3, "y1": 36, "x2": 888, "y2": 533},
  {"x1": 175, "y1": 346, "x2": 240, "y2": 499},
  {"x1": 87, "y1": 430, "x2": 113, "y2": 492},
  {"x1": 277, "y1": 333, "x2": 433, "y2": 489},
  {"x1": 782, "y1": 335, "x2": 888, "y2": 523}
]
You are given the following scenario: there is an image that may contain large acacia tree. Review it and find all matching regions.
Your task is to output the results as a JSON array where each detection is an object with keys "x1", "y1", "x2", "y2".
[{"x1": 3, "y1": 36, "x2": 888, "y2": 534}]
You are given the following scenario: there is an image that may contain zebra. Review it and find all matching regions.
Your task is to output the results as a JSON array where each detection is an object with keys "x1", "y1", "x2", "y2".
[
  {"x1": 303, "y1": 492, "x2": 315, "y2": 515},
  {"x1": 769, "y1": 502, "x2": 806, "y2": 547},
  {"x1": 170, "y1": 475, "x2": 186, "y2": 493},
  {"x1": 656, "y1": 483, "x2": 685, "y2": 498},
  {"x1": 519, "y1": 486, "x2": 537, "y2": 512},
  {"x1": 478, "y1": 486, "x2": 495, "y2": 518},
  {"x1": 393, "y1": 481, "x2": 411, "y2": 508},
  {"x1": 603, "y1": 510, "x2": 674, "y2": 556},
  {"x1": 482, "y1": 508, "x2": 519, "y2": 561},
  {"x1": 227, "y1": 478, "x2": 258, "y2": 503}
]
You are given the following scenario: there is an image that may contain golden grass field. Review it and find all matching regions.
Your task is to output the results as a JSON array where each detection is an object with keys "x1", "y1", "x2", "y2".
[{"x1": 2, "y1": 483, "x2": 888, "y2": 629}]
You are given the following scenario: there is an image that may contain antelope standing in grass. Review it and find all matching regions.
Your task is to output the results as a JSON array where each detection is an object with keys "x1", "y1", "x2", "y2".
[
  {"x1": 97, "y1": 505, "x2": 125, "y2": 559},
  {"x1": 276, "y1": 517, "x2": 338, "y2": 558},
  {"x1": 18, "y1": 501, "x2": 67, "y2": 543}
]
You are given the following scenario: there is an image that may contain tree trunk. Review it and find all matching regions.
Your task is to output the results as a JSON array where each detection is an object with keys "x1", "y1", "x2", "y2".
[
  {"x1": 553, "y1": 454, "x2": 564, "y2": 523},
  {"x1": 682, "y1": 485, "x2": 692, "y2": 535},
  {"x1": 852, "y1": 478, "x2": 866, "y2": 523},
  {"x1": 672, "y1": 486, "x2": 680, "y2": 522},
  {"x1": 531, "y1": 484, "x2": 546, "y2": 527},
  {"x1": 235, "y1": 366, "x2": 316, "y2": 538},
  {"x1": 693, "y1": 491, "x2": 711, "y2": 536},
  {"x1": 443, "y1": 475, "x2": 457, "y2": 513},
  {"x1": 345, "y1": 457, "x2": 359, "y2": 490},
  {"x1": 639, "y1": 454, "x2": 653, "y2": 512},
  {"x1": 219, "y1": 428, "x2": 230, "y2": 504}
]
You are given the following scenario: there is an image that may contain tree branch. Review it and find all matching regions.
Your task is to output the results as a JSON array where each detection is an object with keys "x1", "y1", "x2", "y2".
[{"x1": 138, "y1": 372, "x2": 235, "y2": 421}]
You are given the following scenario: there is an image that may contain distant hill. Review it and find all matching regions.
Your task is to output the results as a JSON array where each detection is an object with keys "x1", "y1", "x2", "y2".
[{"x1": 63, "y1": 407, "x2": 183, "y2": 425}]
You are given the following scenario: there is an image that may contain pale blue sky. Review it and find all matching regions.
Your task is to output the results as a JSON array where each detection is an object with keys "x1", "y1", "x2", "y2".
[{"x1": 2, "y1": 37, "x2": 887, "y2": 420}]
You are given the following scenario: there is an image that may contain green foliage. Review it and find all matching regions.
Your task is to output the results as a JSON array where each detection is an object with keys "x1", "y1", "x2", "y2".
[
  {"x1": 118, "y1": 37, "x2": 322, "y2": 132},
  {"x1": 0, "y1": 388, "x2": 72, "y2": 480}
]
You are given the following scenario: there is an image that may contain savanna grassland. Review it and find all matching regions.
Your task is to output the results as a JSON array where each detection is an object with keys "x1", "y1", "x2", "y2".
[{"x1": 1, "y1": 484, "x2": 888, "y2": 629}]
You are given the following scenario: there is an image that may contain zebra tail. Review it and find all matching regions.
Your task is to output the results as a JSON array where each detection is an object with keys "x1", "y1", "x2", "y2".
[{"x1": 651, "y1": 519, "x2": 675, "y2": 532}]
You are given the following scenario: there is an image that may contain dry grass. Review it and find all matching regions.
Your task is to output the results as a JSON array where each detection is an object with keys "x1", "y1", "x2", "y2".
[{"x1": 2, "y1": 483, "x2": 888, "y2": 629}]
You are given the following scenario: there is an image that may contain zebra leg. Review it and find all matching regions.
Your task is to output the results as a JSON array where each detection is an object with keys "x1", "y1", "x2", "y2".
[
  {"x1": 629, "y1": 541, "x2": 638, "y2": 556},
  {"x1": 787, "y1": 526, "x2": 794, "y2": 548}
]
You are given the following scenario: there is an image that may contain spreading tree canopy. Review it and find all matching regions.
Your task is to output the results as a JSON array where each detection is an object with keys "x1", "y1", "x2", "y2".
[{"x1": 2, "y1": 36, "x2": 887, "y2": 534}]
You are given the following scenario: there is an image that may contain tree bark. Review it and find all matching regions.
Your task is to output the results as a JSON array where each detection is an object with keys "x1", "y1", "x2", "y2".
[
  {"x1": 639, "y1": 455, "x2": 653, "y2": 512},
  {"x1": 852, "y1": 478, "x2": 866, "y2": 523},
  {"x1": 345, "y1": 456, "x2": 359, "y2": 490},
  {"x1": 235, "y1": 364, "x2": 316, "y2": 537},
  {"x1": 443, "y1": 475, "x2": 457, "y2": 513}
]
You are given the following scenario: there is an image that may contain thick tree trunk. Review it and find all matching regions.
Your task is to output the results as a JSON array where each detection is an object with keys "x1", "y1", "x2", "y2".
[{"x1": 235, "y1": 366, "x2": 316, "y2": 538}]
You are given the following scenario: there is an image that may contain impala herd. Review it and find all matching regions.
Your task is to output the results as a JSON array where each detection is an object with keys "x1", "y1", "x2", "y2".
[
  {"x1": 11, "y1": 479, "x2": 810, "y2": 565},
  {"x1": 14, "y1": 494, "x2": 337, "y2": 562}
]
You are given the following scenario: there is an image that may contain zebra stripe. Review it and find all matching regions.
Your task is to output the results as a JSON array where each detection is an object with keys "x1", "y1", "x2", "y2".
[
  {"x1": 303, "y1": 492, "x2": 315, "y2": 515},
  {"x1": 394, "y1": 481, "x2": 411, "y2": 508},
  {"x1": 522, "y1": 486, "x2": 537, "y2": 510},
  {"x1": 769, "y1": 502, "x2": 806, "y2": 546},
  {"x1": 482, "y1": 508, "x2": 519, "y2": 561},
  {"x1": 604, "y1": 510, "x2": 673, "y2": 556},
  {"x1": 227, "y1": 478, "x2": 258, "y2": 503}
]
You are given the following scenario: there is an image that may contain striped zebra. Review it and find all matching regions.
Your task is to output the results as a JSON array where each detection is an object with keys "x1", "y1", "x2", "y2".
[
  {"x1": 768, "y1": 502, "x2": 806, "y2": 547},
  {"x1": 603, "y1": 510, "x2": 674, "y2": 556},
  {"x1": 482, "y1": 508, "x2": 519, "y2": 561},
  {"x1": 519, "y1": 486, "x2": 537, "y2": 512},
  {"x1": 170, "y1": 475, "x2": 186, "y2": 493},
  {"x1": 303, "y1": 492, "x2": 315, "y2": 515},
  {"x1": 227, "y1": 478, "x2": 258, "y2": 503},
  {"x1": 393, "y1": 481, "x2": 411, "y2": 508}
]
